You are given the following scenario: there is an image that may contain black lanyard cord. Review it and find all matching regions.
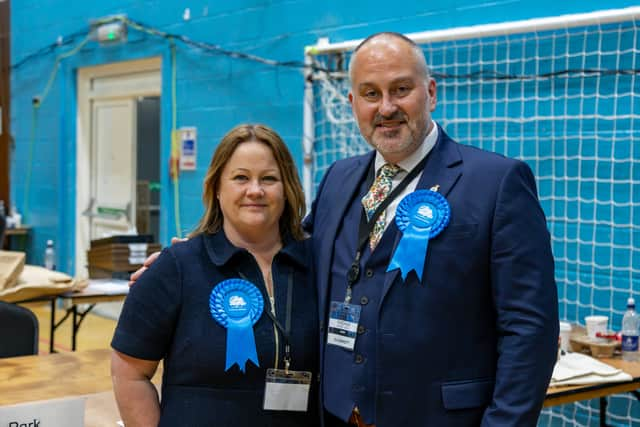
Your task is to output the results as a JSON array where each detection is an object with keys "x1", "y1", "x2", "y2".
[
  {"x1": 238, "y1": 269, "x2": 293, "y2": 366},
  {"x1": 345, "y1": 153, "x2": 430, "y2": 302}
]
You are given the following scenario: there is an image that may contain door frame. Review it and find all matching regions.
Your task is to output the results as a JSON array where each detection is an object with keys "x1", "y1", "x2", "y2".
[{"x1": 75, "y1": 57, "x2": 161, "y2": 277}]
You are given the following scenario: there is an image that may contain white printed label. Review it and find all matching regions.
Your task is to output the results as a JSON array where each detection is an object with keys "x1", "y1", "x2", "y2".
[
  {"x1": 128, "y1": 243, "x2": 148, "y2": 253},
  {"x1": 622, "y1": 335, "x2": 639, "y2": 352},
  {"x1": 0, "y1": 397, "x2": 85, "y2": 427},
  {"x1": 328, "y1": 318, "x2": 358, "y2": 333},
  {"x1": 327, "y1": 333, "x2": 356, "y2": 349},
  {"x1": 179, "y1": 127, "x2": 197, "y2": 171}
]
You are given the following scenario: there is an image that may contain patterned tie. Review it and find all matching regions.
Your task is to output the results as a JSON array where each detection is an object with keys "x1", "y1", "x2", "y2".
[{"x1": 361, "y1": 163, "x2": 402, "y2": 251}]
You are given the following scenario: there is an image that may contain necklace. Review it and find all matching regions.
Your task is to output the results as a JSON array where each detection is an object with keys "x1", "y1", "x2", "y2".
[{"x1": 264, "y1": 269, "x2": 274, "y2": 298}]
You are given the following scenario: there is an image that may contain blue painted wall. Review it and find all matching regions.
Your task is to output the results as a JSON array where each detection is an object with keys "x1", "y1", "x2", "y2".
[
  {"x1": 9, "y1": 0, "x2": 638, "y2": 273},
  {"x1": 7, "y1": 1, "x2": 640, "y2": 426}
]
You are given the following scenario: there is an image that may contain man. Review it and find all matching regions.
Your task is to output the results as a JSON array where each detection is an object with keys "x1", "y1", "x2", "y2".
[
  {"x1": 133, "y1": 32, "x2": 558, "y2": 427},
  {"x1": 303, "y1": 32, "x2": 558, "y2": 426}
]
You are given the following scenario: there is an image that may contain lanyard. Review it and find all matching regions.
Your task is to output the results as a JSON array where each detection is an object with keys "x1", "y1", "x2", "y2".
[
  {"x1": 345, "y1": 154, "x2": 429, "y2": 303},
  {"x1": 239, "y1": 269, "x2": 294, "y2": 369}
]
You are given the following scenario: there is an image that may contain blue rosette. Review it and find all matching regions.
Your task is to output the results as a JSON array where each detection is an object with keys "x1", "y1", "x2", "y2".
[
  {"x1": 387, "y1": 189, "x2": 451, "y2": 281},
  {"x1": 210, "y1": 279, "x2": 264, "y2": 372}
]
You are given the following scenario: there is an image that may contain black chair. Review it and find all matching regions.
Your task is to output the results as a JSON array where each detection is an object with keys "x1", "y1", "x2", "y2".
[{"x1": 0, "y1": 301, "x2": 39, "y2": 357}]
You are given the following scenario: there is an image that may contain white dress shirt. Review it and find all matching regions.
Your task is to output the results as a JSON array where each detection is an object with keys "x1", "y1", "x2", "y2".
[{"x1": 372, "y1": 120, "x2": 438, "y2": 231}]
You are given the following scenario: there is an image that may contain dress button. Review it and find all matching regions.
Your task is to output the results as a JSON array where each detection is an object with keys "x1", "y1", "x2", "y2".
[
  {"x1": 357, "y1": 325, "x2": 366, "y2": 335},
  {"x1": 365, "y1": 269, "x2": 374, "y2": 278},
  {"x1": 355, "y1": 354, "x2": 364, "y2": 364},
  {"x1": 360, "y1": 296, "x2": 369, "y2": 305}
]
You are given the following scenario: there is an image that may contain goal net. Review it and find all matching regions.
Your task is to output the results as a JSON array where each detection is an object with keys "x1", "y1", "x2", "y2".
[{"x1": 303, "y1": 7, "x2": 640, "y2": 426}]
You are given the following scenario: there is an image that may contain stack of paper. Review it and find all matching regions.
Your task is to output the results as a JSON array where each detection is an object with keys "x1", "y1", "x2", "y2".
[{"x1": 550, "y1": 352, "x2": 632, "y2": 386}]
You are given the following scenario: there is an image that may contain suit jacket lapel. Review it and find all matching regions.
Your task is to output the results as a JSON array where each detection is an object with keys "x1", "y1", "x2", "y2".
[
  {"x1": 415, "y1": 126, "x2": 463, "y2": 197},
  {"x1": 317, "y1": 152, "x2": 374, "y2": 316},
  {"x1": 381, "y1": 127, "x2": 463, "y2": 302}
]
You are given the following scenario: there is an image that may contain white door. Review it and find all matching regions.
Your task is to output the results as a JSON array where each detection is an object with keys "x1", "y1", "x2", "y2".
[
  {"x1": 89, "y1": 98, "x2": 137, "y2": 240},
  {"x1": 76, "y1": 58, "x2": 161, "y2": 279}
]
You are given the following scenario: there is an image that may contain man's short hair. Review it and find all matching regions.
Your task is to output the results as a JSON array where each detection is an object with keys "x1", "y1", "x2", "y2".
[{"x1": 348, "y1": 32, "x2": 430, "y2": 83}]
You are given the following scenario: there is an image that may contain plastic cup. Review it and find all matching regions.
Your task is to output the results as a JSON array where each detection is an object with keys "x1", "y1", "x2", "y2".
[
  {"x1": 585, "y1": 315, "x2": 608, "y2": 342},
  {"x1": 559, "y1": 321, "x2": 572, "y2": 352}
]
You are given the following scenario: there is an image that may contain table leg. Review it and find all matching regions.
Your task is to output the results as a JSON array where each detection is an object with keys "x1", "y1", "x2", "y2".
[
  {"x1": 49, "y1": 299, "x2": 56, "y2": 353},
  {"x1": 52, "y1": 304, "x2": 73, "y2": 352},
  {"x1": 600, "y1": 396, "x2": 610, "y2": 427},
  {"x1": 72, "y1": 303, "x2": 96, "y2": 351},
  {"x1": 72, "y1": 305, "x2": 77, "y2": 351}
]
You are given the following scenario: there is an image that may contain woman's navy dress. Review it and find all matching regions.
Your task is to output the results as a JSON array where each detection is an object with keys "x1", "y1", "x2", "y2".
[{"x1": 112, "y1": 231, "x2": 319, "y2": 426}]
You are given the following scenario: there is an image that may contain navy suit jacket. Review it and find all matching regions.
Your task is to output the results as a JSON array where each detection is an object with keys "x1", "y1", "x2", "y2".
[{"x1": 305, "y1": 127, "x2": 559, "y2": 426}]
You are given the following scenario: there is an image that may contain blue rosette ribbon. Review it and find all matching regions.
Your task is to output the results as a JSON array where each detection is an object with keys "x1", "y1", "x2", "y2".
[
  {"x1": 210, "y1": 279, "x2": 264, "y2": 372},
  {"x1": 387, "y1": 190, "x2": 451, "y2": 282}
]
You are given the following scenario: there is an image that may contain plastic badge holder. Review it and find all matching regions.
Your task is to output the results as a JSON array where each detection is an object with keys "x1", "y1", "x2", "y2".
[{"x1": 263, "y1": 368, "x2": 312, "y2": 412}]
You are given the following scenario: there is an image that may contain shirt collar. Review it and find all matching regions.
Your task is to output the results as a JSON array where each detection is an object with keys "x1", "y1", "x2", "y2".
[
  {"x1": 204, "y1": 230, "x2": 308, "y2": 269},
  {"x1": 374, "y1": 119, "x2": 438, "y2": 173},
  {"x1": 204, "y1": 230, "x2": 245, "y2": 266}
]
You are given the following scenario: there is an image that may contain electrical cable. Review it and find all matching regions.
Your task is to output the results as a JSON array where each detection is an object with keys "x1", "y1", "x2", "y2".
[
  {"x1": 11, "y1": 29, "x2": 87, "y2": 70},
  {"x1": 13, "y1": 14, "x2": 638, "y2": 231},
  {"x1": 122, "y1": 16, "x2": 308, "y2": 70},
  {"x1": 10, "y1": 15, "x2": 330, "y2": 73},
  {"x1": 22, "y1": 33, "x2": 93, "y2": 223},
  {"x1": 14, "y1": 16, "x2": 639, "y2": 80},
  {"x1": 169, "y1": 39, "x2": 182, "y2": 238},
  {"x1": 12, "y1": 15, "x2": 324, "y2": 235},
  {"x1": 23, "y1": 107, "x2": 37, "y2": 224},
  {"x1": 36, "y1": 34, "x2": 91, "y2": 106}
]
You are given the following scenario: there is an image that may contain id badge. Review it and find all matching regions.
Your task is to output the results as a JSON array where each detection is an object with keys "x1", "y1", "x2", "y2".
[
  {"x1": 263, "y1": 368, "x2": 312, "y2": 411},
  {"x1": 327, "y1": 301, "x2": 361, "y2": 351}
]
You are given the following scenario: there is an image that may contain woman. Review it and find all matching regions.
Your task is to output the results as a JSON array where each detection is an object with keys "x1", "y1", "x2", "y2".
[{"x1": 111, "y1": 124, "x2": 319, "y2": 426}]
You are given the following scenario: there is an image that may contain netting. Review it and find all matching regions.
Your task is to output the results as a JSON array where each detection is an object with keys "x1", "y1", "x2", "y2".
[{"x1": 306, "y1": 12, "x2": 640, "y2": 427}]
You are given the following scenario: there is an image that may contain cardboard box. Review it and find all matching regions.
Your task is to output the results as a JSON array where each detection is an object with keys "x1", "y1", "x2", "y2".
[{"x1": 0, "y1": 251, "x2": 26, "y2": 291}]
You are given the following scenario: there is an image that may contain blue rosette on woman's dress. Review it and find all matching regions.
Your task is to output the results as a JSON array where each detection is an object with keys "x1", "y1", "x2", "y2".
[
  {"x1": 387, "y1": 190, "x2": 450, "y2": 282},
  {"x1": 209, "y1": 279, "x2": 264, "y2": 372}
]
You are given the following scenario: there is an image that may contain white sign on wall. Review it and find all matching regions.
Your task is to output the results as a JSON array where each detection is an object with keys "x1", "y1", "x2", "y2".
[
  {"x1": 179, "y1": 127, "x2": 197, "y2": 171},
  {"x1": 0, "y1": 397, "x2": 85, "y2": 427}
]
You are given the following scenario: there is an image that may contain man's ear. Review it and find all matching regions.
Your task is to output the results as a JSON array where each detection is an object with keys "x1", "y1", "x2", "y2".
[
  {"x1": 348, "y1": 92, "x2": 354, "y2": 105},
  {"x1": 428, "y1": 78, "x2": 437, "y2": 112}
]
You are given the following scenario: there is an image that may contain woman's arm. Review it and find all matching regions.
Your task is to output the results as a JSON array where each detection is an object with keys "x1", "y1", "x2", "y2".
[{"x1": 111, "y1": 350, "x2": 161, "y2": 427}]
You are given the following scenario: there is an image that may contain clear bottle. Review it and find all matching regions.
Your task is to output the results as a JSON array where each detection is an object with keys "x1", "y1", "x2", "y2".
[
  {"x1": 621, "y1": 297, "x2": 639, "y2": 361},
  {"x1": 0, "y1": 200, "x2": 5, "y2": 217},
  {"x1": 11, "y1": 205, "x2": 21, "y2": 228},
  {"x1": 44, "y1": 240, "x2": 56, "y2": 271}
]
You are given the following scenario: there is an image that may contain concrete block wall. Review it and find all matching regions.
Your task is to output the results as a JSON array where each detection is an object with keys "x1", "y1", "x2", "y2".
[{"x1": 9, "y1": 0, "x2": 638, "y2": 271}]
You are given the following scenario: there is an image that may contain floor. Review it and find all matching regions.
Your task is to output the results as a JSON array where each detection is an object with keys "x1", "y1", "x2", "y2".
[
  {"x1": 21, "y1": 301, "x2": 118, "y2": 354},
  {"x1": 14, "y1": 302, "x2": 125, "y2": 427}
]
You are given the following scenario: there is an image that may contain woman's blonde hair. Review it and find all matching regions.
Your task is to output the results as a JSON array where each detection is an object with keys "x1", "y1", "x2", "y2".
[{"x1": 190, "y1": 124, "x2": 305, "y2": 240}]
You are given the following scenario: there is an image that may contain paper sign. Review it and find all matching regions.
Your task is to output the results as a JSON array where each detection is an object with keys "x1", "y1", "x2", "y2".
[
  {"x1": 84, "y1": 278, "x2": 130, "y2": 295},
  {"x1": 0, "y1": 396, "x2": 85, "y2": 427},
  {"x1": 179, "y1": 127, "x2": 197, "y2": 171}
]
